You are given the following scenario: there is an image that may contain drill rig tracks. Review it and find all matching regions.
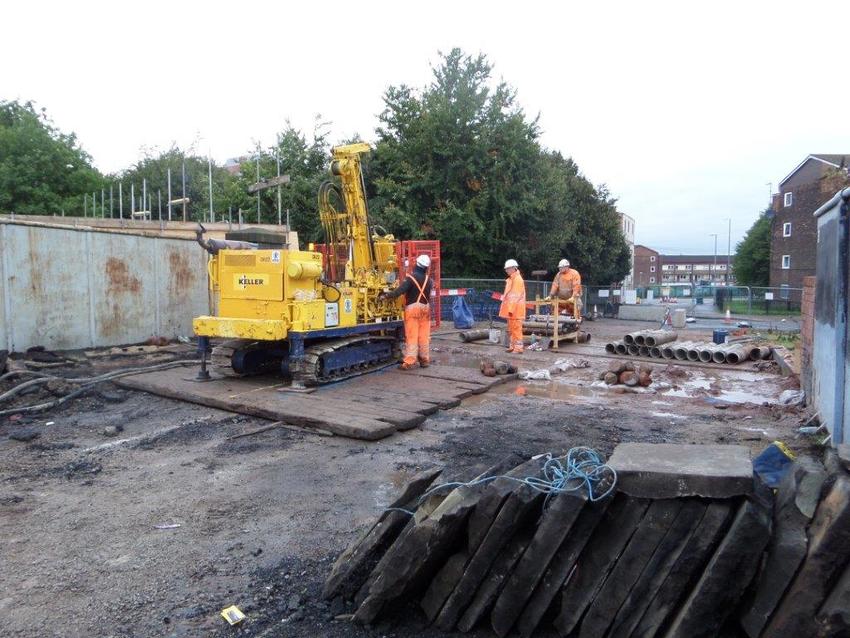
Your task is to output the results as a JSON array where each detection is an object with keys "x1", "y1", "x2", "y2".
[
  {"x1": 211, "y1": 335, "x2": 401, "y2": 386},
  {"x1": 293, "y1": 335, "x2": 401, "y2": 387}
]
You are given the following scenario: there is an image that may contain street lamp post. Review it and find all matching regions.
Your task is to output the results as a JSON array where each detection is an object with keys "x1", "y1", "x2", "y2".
[
  {"x1": 725, "y1": 218, "x2": 732, "y2": 284},
  {"x1": 710, "y1": 233, "x2": 718, "y2": 283}
]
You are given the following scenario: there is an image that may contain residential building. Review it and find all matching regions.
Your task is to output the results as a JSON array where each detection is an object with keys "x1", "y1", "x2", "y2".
[
  {"x1": 633, "y1": 244, "x2": 659, "y2": 287},
  {"x1": 659, "y1": 254, "x2": 734, "y2": 285},
  {"x1": 770, "y1": 154, "x2": 850, "y2": 290},
  {"x1": 619, "y1": 212, "x2": 635, "y2": 287}
]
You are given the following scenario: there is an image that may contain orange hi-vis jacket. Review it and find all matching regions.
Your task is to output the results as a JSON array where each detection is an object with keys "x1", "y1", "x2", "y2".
[
  {"x1": 499, "y1": 271, "x2": 527, "y2": 319},
  {"x1": 550, "y1": 268, "x2": 582, "y2": 299}
]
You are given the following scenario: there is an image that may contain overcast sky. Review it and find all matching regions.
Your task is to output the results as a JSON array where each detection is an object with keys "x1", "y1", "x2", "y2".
[{"x1": 3, "y1": 0, "x2": 849, "y2": 255}]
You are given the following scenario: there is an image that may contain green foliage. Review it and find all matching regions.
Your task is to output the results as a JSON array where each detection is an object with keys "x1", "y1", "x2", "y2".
[
  {"x1": 0, "y1": 100, "x2": 103, "y2": 214},
  {"x1": 733, "y1": 212, "x2": 771, "y2": 286},
  {"x1": 228, "y1": 123, "x2": 331, "y2": 241},
  {"x1": 368, "y1": 49, "x2": 631, "y2": 282},
  {"x1": 1, "y1": 51, "x2": 633, "y2": 283}
]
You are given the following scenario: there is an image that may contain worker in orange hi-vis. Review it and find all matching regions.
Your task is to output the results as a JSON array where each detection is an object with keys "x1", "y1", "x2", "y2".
[
  {"x1": 499, "y1": 259, "x2": 526, "y2": 354},
  {"x1": 546, "y1": 258, "x2": 582, "y2": 317},
  {"x1": 380, "y1": 254, "x2": 433, "y2": 370}
]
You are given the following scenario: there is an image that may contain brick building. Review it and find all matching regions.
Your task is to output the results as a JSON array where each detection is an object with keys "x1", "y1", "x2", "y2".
[
  {"x1": 659, "y1": 254, "x2": 733, "y2": 284},
  {"x1": 633, "y1": 244, "x2": 659, "y2": 287},
  {"x1": 634, "y1": 245, "x2": 734, "y2": 287},
  {"x1": 770, "y1": 154, "x2": 850, "y2": 290}
]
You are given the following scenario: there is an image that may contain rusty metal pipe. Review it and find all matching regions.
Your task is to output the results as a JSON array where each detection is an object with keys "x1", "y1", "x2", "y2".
[{"x1": 459, "y1": 329, "x2": 490, "y2": 343}]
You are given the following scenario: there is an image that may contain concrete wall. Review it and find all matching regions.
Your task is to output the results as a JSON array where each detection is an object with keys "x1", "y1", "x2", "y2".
[{"x1": 0, "y1": 219, "x2": 210, "y2": 352}]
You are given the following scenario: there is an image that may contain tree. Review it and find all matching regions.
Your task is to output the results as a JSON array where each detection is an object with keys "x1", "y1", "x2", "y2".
[
  {"x1": 368, "y1": 48, "x2": 631, "y2": 282},
  {"x1": 733, "y1": 211, "x2": 771, "y2": 286},
  {"x1": 0, "y1": 100, "x2": 103, "y2": 214}
]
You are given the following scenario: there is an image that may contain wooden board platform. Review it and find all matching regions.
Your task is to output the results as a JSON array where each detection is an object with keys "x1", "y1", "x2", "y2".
[{"x1": 117, "y1": 364, "x2": 513, "y2": 441}]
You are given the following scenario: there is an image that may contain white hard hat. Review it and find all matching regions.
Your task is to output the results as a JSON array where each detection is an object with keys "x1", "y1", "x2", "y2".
[
  {"x1": 558, "y1": 259, "x2": 570, "y2": 268},
  {"x1": 504, "y1": 259, "x2": 519, "y2": 269},
  {"x1": 416, "y1": 254, "x2": 431, "y2": 268}
]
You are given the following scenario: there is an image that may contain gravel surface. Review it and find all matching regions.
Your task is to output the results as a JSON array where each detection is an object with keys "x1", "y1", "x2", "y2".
[{"x1": 0, "y1": 323, "x2": 812, "y2": 637}]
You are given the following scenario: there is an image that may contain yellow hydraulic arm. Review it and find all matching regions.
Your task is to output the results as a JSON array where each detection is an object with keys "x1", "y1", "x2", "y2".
[{"x1": 329, "y1": 142, "x2": 375, "y2": 274}]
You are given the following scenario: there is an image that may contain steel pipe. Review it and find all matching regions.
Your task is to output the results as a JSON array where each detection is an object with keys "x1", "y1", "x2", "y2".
[
  {"x1": 649, "y1": 346, "x2": 663, "y2": 358},
  {"x1": 639, "y1": 345, "x2": 651, "y2": 357},
  {"x1": 459, "y1": 329, "x2": 490, "y2": 342},
  {"x1": 616, "y1": 343, "x2": 628, "y2": 355},
  {"x1": 627, "y1": 344, "x2": 640, "y2": 356}
]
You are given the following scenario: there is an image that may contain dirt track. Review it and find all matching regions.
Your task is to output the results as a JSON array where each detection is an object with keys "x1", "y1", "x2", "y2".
[{"x1": 0, "y1": 321, "x2": 811, "y2": 637}]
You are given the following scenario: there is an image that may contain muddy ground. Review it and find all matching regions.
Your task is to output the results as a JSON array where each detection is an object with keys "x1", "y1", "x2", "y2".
[{"x1": 0, "y1": 320, "x2": 813, "y2": 638}]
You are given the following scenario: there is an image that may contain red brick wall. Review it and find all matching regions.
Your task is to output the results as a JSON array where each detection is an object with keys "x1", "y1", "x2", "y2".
[{"x1": 801, "y1": 275, "x2": 816, "y2": 397}]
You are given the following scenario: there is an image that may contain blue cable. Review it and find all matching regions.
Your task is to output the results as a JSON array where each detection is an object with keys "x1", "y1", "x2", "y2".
[{"x1": 400, "y1": 447, "x2": 617, "y2": 516}]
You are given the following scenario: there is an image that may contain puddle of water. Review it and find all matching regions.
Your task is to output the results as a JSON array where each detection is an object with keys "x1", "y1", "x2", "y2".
[{"x1": 651, "y1": 412, "x2": 686, "y2": 419}]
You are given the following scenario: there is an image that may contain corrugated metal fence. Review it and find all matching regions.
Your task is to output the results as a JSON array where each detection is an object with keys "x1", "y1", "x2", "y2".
[{"x1": 0, "y1": 220, "x2": 209, "y2": 352}]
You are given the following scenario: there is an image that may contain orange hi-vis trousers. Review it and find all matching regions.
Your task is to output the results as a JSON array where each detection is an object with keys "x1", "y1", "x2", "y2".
[
  {"x1": 403, "y1": 302, "x2": 431, "y2": 366},
  {"x1": 507, "y1": 318, "x2": 524, "y2": 352}
]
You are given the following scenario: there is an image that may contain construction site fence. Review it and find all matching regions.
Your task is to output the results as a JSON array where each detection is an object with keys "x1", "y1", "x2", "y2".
[
  {"x1": 695, "y1": 285, "x2": 804, "y2": 315},
  {"x1": 439, "y1": 278, "x2": 550, "y2": 323}
]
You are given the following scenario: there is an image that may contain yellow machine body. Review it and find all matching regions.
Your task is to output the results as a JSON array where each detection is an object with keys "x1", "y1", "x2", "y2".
[{"x1": 193, "y1": 142, "x2": 405, "y2": 381}]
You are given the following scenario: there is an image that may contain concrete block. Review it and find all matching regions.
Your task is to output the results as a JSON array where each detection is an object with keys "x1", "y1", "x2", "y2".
[
  {"x1": 609, "y1": 443, "x2": 753, "y2": 499},
  {"x1": 618, "y1": 305, "x2": 668, "y2": 322}
]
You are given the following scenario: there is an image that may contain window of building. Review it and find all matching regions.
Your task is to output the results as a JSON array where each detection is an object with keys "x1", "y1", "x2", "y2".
[
  {"x1": 783, "y1": 222, "x2": 792, "y2": 237},
  {"x1": 780, "y1": 284, "x2": 790, "y2": 300},
  {"x1": 650, "y1": 266, "x2": 655, "y2": 273},
  {"x1": 676, "y1": 265, "x2": 689, "y2": 271},
  {"x1": 782, "y1": 255, "x2": 791, "y2": 269},
  {"x1": 650, "y1": 256, "x2": 656, "y2": 262},
  {"x1": 717, "y1": 264, "x2": 726, "y2": 270},
  {"x1": 662, "y1": 264, "x2": 674, "y2": 271},
  {"x1": 649, "y1": 277, "x2": 655, "y2": 284},
  {"x1": 784, "y1": 192, "x2": 793, "y2": 207}
]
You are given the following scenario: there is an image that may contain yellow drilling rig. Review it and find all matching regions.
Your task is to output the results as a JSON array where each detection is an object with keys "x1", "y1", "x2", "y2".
[{"x1": 192, "y1": 142, "x2": 404, "y2": 387}]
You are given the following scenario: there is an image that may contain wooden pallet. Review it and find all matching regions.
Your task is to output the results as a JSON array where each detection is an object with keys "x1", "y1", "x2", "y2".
[{"x1": 117, "y1": 364, "x2": 514, "y2": 441}]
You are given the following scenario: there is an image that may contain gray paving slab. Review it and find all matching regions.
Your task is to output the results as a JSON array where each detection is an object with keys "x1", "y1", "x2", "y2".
[{"x1": 609, "y1": 443, "x2": 753, "y2": 498}]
